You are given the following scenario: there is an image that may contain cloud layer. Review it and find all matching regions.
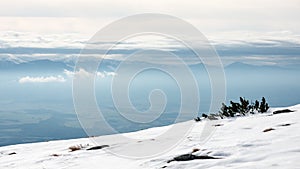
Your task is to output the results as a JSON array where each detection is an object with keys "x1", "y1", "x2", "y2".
[{"x1": 0, "y1": 30, "x2": 299, "y2": 67}]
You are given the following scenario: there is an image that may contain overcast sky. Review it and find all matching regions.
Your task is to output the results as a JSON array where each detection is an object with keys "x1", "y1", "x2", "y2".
[{"x1": 0, "y1": 0, "x2": 300, "y2": 36}]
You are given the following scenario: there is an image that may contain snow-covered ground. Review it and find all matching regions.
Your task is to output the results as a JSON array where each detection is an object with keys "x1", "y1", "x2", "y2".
[{"x1": 0, "y1": 105, "x2": 299, "y2": 169}]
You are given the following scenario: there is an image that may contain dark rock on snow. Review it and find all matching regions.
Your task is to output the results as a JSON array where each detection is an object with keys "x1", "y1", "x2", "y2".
[
  {"x1": 263, "y1": 128, "x2": 275, "y2": 132},
  {"x1": 273, "y1": 109, "x2": 294, "y2": 114},
  {"x1": 278, "y1": 123, "x2": 292, "y2": 127},
  {"x1": 167, "y1": 154, "x2": 219, "y2": 163},
  {"x1": 86, "y1": 145, "x2": 109, "y2": 151}
]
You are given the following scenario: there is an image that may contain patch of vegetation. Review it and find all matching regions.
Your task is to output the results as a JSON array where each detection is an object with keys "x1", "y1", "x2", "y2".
[
  {"x1": 69, "y1": 145, "x2": 82, "y2": 152},
  {"x1": 196, "y1": 97, "x2": 270, "y2": 121},
  {"x1": 68, "y1": 144, "x2": 89, "y2": 152},
  {"x1": 218, "y1": 97, "x2": 269, "y2": 118}
]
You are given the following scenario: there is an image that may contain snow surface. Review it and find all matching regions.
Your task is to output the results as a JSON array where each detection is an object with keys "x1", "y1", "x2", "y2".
[{"x1": 0, "y1": 105, "x2": 299, "y2": 169}]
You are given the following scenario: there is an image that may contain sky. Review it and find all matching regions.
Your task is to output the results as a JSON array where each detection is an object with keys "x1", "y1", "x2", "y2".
[
  {"x1": 1, "y1": 0, "x2": 300, "y2": 34},
  {"x1": 0, "y1": 0, "x2": 300, "y2": 66}
]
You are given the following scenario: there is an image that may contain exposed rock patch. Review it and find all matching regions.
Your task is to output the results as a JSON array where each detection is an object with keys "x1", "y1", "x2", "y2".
[
  {"x1": 263, "y1": 128, "x2": 275, "y2": 132},
  {"x1": 8, "y1": 152, "x2": 16, "y2": 155},
  {"x1": 167, "y1": 154, "x2": 220, "y2": 163},
  {"x1": 86, "y1": 145, "x2": 109, "y2": 151},
  {"x1": 273, "y1": 109, "x2": 294, "y2": 114},
  {"x1": 278, "y1": 123, "x2": 292, "y2": 127}
]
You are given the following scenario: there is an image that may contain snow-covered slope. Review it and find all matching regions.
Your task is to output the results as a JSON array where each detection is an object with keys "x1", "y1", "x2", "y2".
[{"x1": 0, "y1": 105, "x2": 299, "y2": 169}]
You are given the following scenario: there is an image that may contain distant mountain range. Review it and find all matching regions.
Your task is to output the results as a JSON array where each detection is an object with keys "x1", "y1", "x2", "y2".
[
  {"x1": 0, "y1": 58, "x2": 298, "y2": 74},
  {"x1": 226, "y1": 62, "x2": 289, "y2": 70},
  {"x1": 0, "y1": 59, "x2": 73, "y2": 73},
  {"x1": 0, "y1": 58, "x2": 121, "y2": 73}
]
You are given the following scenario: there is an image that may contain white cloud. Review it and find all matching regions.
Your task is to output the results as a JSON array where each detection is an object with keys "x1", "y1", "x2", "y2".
[
  {"x1": 64, "y1": 69, "x2": 91, "y2": 78},
  {"x1": 63, "y1": 69, "x2": 76, "y2": 77},
  {"x1": 96, "y1": 71, "x2": 117, "y2": 78},
  {"x1": 19, "y1": 75, "x2": 66, "y2": 83},
  {"x1": 64, "y1": 69, "x2": 117, "y2": 79}
]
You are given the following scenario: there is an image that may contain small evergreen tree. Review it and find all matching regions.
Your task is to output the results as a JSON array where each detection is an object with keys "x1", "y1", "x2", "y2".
[
  {"x1": 229, "y1": 101, "x2": 240, "y2": 116},
  {"x1": 240, "y1": 97, "x2": 250, "y2": 115},
  {"x1": 219, "y1": 103, "x2": 230, "y2": 117},
  {"x1": 266, "y1": 103, "x2": 270, "y2": 112},
  {"x1": 249, "y1": 100, "x2": 255, "y2": 114},
  {"x1": 254, "y1": 100, "x2": 260, "y2": 110},
  {"x1": 259, "y1": 97, "x2": 269, "y2": 113},
  {"x1": 228, "y1": 108, "x2": 235, "y2": 117},
  {"x1": 202, "y1": 113, "x2": 208, "y2": 118}
]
